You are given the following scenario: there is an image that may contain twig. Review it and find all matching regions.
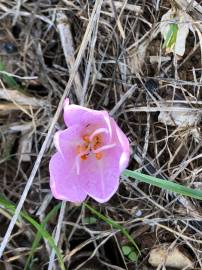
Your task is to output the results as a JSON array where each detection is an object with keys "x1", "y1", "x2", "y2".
[
  {"x1": 13, "y1": 0, "x2": 22, "y2": 25},
  {"x1": 81, "y1": 8, "x2": 101, "y2": 105},
  {"x1": 103, "y1": 0, "x2": 142, "y2": 13},
  {"x1": 0, "y1": 71, "x2": 38, "y2": 80},
  {"x1": 48, "y1": 201, "x2": 66, "y2": 270},
  {"x1": 109, "y1": 85, "x2": 137, "y2": 116},
  {"x1": 57, "y1": 12, "x2": 83, "y2": 102}
]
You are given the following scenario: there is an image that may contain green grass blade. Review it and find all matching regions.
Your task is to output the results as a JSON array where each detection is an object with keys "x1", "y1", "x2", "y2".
[
  {"x1": 84, "y1": 202, "x2": 140, "y2": 255},
  {"x1": 123, "y1": 170, "x2": 202, "y2": 201},
  {"x1": 20, "y1": 213, "x2": 65, "y2": 270},
  {"x1": 0, "y1": 60, "x2": 19, "y2": 89},
  {"x1": 24, "y1": 203, "x2": 61, "y2": 270},
  {"x1": 0, "y1": 196, "x2": 65, "y2": 270}
]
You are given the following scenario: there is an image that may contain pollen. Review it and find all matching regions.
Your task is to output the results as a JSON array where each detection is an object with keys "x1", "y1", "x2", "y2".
[
  {"x1": 76, "y1": 145, "x2": 88, "y2": 160},
  {"x1": 77, "y1": 132, "x2": 104, "y2": 161},
  {"x1": 76, "y1": 145, "x2": 82, "y2": 154},
  {"x1": 82, "y1": 135, "x2": 90, "y2": 143},
  {"x1": 76, "y1": 145, "x2": 87, "y2": 154},
  {"x1": 93, "y1": 135, "x2": 102, "y2": 150},
  {"x1": 80, "y1": 154, "x2": 88, "y2": 160},
  {"x1": 95, "y1": 152, "x2": 103, "y2": 160}
]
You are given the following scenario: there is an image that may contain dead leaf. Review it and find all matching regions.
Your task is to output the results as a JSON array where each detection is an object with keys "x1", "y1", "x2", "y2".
[
  {"x1": 0, "y1": 89, "x2": 46, "y2": 107},
  {"x1": 149, "y1": 244, "x2": 193, "y2": 269},
  {"x1": 0, "y1": 103, "x2": 30, "y2": 114},
  {"x1": 160, "y1": 9, "x2": 191, "y2": 56},
  {"x1": 158, "y1": 103, "x2": 201, "y2": 127}
]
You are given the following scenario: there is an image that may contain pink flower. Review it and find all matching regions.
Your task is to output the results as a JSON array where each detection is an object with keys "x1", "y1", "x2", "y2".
[{"x1": 49, "y1": 100, "x2": 130, "y2": 203}]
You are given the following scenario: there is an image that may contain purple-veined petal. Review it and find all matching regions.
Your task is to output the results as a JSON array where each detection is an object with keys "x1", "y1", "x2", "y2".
[{"x1": 49, "y1": 152, "x2": 87, "y2": 202}]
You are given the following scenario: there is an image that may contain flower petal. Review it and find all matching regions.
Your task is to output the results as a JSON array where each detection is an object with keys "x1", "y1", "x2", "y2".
[
  {"x1": 54, "y1": 125, "x2": 82, "y2": 158},
  {"x1": 50, "y1": 102, "x2": 130, "y2": 204},
  {"x1": 109, "y1": 118, "x2": 130, "y2": 172},
  {"x1": 79, "y1": 154, "x2": 120, "y2": 203},
  {"x1": 63, "y1": 104, "x2": 112, "y2": 138},
  {"x1": 49, "y1": 152, "x2": 87, "y2": 202}
]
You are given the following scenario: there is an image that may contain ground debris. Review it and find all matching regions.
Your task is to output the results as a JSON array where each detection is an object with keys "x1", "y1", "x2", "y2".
[
  {"x1": 158, "y1": 102, "x2": 201, "y2": 127},
  {"x1": 0, "y1": 89, "x2": 46, "y2": 107},
  {"x1": 149, "y1": 244, "x2": 194, "y2": 269},
  {"x1": 0, "y1": 0, "x2": 202, "y2": 269}
]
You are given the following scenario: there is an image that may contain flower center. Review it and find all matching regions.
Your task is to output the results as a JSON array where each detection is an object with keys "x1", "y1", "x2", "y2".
[
  {"x1": 76, "y1": 127, "x2": 116, "y2": 160},
  {"x1": 76, "y1": 132, "x2": 104, "y2": 161},
  {"x1": 75, "y1": 127, "x2": 116, "y2": 175}
]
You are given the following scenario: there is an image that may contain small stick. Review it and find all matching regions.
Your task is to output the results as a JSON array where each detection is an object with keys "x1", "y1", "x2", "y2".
[
  {"x1": 110, "y1": 85, "x2": 137, "y2": 116},
  {"x1": 57, "y1": 12, "x2": 83, "y2": 103},
  {"x1": 103, "y1": 0, "x2": 142, "y2": 13},
  {"x1": 48, "y1": 202, "x2": 66, "y2": 270}
]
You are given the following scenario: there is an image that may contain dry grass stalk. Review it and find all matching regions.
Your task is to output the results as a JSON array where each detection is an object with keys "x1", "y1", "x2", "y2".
[
  {"x1": 103, "y1": 1, "x2": 142, "y2": 13},
  {"x1": 57, "y1": 12, "x2": 82, "y2": 102}
]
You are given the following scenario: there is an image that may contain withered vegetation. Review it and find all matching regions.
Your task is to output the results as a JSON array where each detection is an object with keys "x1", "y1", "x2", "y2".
[{"x1": 0, "y1": 0, "x2": 202, "y2": 269}]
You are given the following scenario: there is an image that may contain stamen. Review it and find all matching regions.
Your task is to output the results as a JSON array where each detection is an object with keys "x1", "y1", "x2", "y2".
[
  {"x1": 93, "y1": 143, "x2": 116, "y2": 153},
  {"x1": 76, "y1": 145, "x2": 82, "y2": 154},
  {"x1": 82, "y1": 135, "x2": 90, "y2": 143},
  {"x1": 80, "y1": 154, "x2": 88, "y2": 160},
  {"x1": 89, "y1": 128, "x2": 108, "y2": 141},
  {"x1": 75, "y1": 127, "x2": 113, "y2": 165},
  {"x1": 95, "y1": 152, "x2": 103, "y2": 160},
  {"x1": 92, "y1": 135, "x2": 102, "y2": 150},
  {"x1": 76, "y1": 144, "x2": 89, "y2": 155},
  {"x1": 75, "y1": 148, "x2": 90, "y2": 175}
]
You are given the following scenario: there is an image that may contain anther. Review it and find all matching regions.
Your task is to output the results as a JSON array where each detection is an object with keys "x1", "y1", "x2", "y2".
[
  {"x1": 82, "y1": 135, "x2": 90, "y2": 143},
  {"x1": 95, "y1": 152, "x2": 103, "y2": 160},
  {"x1": 80, "y1": 154, "x2": 88, "y2": 160}
]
